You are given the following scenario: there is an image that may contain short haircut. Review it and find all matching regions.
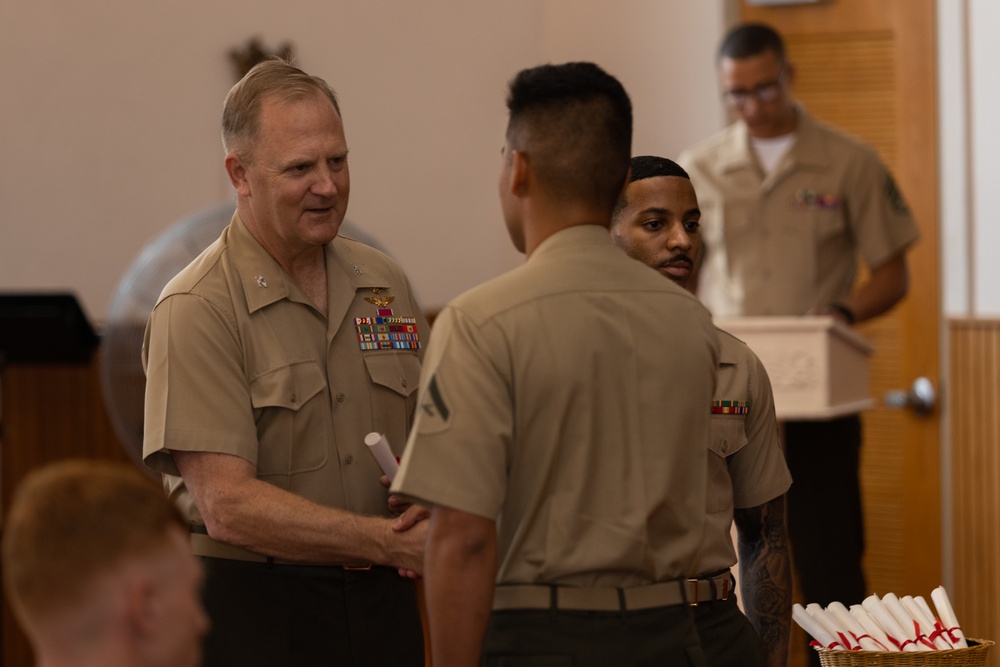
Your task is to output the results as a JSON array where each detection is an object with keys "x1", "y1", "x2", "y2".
[
  {"x1": 505, "y1": 62, "x2": 632, "y2": 213},
  {"x1": 222, "y1": 57, "x2": 341, "y2": 158},
  {"x1": 612, "y1": 155, "x2": 691, "y2": 220},
  {"x1": 2, "y1": 459, "x2": 186, "y2": 626},
  {"x1": 718, "y1": 23, "x2": 786, "y2": 64},
  {"x1": 628, "y1": 155, "x2": 690, "y2": 183}
]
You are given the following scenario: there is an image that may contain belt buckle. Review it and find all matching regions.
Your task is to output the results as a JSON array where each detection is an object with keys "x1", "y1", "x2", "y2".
[
  {"x1": 686, "y1": 578, "x2": 700, "y2": 606},
  {"x1": 343, "y1": 563, "x2": 373, "y2": 571}
]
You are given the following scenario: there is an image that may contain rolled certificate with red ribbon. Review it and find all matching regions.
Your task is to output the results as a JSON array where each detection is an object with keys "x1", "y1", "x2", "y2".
[
  {"x1": 931, "y1": 586, "x2": 968, "y2": 648},
  {"x1": 826, "y1": 601, "x2": 889, "y2": 651},
  {"x1": 862, "y1": 595, "x2": 922, "y2": 652},
  {"x1": 807, "y1": 603, "x2": 859, "y2": 650},
  {"x1": 364, "y1": 432, "x2": 399, "y2": 482},
  {"x1": 793, "y1": 603, "x2": 844, "y2": 650},
  {"x1": 882, "y1": 593, "x2": 935, "y2": 650},
  {"x1": 901, "y1": 595, "x2": 952, "y2": 650},
  {"x1": 914, "y1": 596, "x2": 937, "y2": 628},
  {"x1": 850, "y1": 604, "x2": 899, "y2": 652}
]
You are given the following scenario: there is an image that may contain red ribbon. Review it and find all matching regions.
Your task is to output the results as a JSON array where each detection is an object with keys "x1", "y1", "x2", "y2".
[
  {"x1": 935, "y1": 619, "x2": 962, "y2": 645},
  {"x1": 809, "y1": 640, "x2": 841, "y2": 650},
  {"x1": 887, "y1": 636, "x2": 917, "y2": 651},
  {"x1": 852, "y1": 632, "x2": 889, "y2": 651},
  {"x1": 912, "y1": 622, "x2": 937, "y2": 649}
]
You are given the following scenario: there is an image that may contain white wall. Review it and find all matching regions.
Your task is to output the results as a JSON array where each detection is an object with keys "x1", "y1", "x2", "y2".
[
  {"x1": 541, "y1": 1, "x2": 725, "y2": 158},
  {"x1": 967, "y1": 1, "x2": 1000, "y2": 316},
  {"x1": 0, "y1": 0, "x2": 726, "y2": 324},
  {"x1": 940, "y1": 0, "x2": 1000, "y2": 318},
  {"x1": 938, "y1": 0, "x2": 970, "y2": 316}
]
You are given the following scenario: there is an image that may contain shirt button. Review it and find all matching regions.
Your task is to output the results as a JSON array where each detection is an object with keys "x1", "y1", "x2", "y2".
[
  {"x1": 721, "y1": 441, "x2": 729, "y2": 453},
  {"x1": 401, "y1": 378, "x2": 408, "y2": 388},
  {"x1": 345, "y1": 455, "x2": 354, "y2": 464},
  {"x1": 290, "y1": 394, "x2": 297, "y2": 404},
  {"x1": 336, "y1": 393, "x2": 346, "y2": 402}
]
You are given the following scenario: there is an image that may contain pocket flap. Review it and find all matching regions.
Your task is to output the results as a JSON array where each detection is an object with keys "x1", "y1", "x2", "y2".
[
  {"x1": 249, "y1": 361, "x2": 327, "y2": 410},
  {"x1": 362, "y1": 353, "x2": 421, "y2": 398},
  {"x1": 708, "y1": 418, "x2": 749, "y2": 459}
]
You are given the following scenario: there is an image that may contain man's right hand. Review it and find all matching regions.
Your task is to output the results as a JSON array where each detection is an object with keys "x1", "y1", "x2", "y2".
[{"x1": 385, "y1": 504, "x2": 429, "y2": 577}]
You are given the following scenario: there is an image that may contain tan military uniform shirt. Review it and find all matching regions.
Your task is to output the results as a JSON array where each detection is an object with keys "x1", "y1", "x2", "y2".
[
  {"x1": 697, "y1": 329, "x2": 792, "y2": 575},
  {"x1": 143, "y1": 213, "x2": 426, "y2": 524},
  {"x1": 679, "y1": 107, "x2": 919, "y2": 317},
  {"x1": 393, "y1": 225, "x2": 720, "y2": 588}
]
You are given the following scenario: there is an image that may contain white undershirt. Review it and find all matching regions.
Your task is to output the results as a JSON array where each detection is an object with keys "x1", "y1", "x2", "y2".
[{"x1": 751, "y1": 133, "x2": 796, "y2": 175}]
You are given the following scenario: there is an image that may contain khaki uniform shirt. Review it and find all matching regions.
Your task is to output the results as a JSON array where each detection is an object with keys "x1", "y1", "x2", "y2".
[
  {"x1": 393, "y1": 225, "x2": 720, "y2": 588},
  {"x1": 679, "y1": 107, "x2": 919, "y2": 317},
  {"x1": 697, "y1": 329, "x2": 792, "y2": 574},
  {"x1": 143, "y1": 213, "x2": 426, "y2": 524}
]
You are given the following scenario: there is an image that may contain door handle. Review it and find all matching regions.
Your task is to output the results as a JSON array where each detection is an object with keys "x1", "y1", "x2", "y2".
[{"x1": 883, "y1": 377, "x2": 936, "y2": 415}]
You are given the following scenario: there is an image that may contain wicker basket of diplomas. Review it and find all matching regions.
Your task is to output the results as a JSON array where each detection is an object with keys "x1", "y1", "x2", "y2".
[{"x1": 817, "y1": 640, "x2": 994, "y2": 667}]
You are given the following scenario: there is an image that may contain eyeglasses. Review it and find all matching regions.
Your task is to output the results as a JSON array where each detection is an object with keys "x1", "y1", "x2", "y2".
[{"x1": 721, "y1": 66, "x2": 786, "y2": 109}]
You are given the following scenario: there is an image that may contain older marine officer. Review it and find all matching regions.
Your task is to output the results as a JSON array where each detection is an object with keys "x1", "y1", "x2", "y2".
[{"x1": 142, "y1": 59, "x2": 428, "y2": 667}]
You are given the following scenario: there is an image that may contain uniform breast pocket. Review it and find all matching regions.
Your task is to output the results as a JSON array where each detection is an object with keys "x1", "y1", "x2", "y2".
[
  {"x1": 363, "y1": 353, "x2": 422, "y2": 433},
  {"x1": 806, "y1": 206, "x2": 847, "y2": 242},
  {"x1": 706, "y1": 418, "x2": 748, "y2": 513},
  {"x1": 249, "y1": 361, "x2": 329, "y2": 476}
]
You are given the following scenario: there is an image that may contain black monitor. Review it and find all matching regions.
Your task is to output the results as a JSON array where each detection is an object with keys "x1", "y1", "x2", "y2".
[{"x1": 0, "y1": 293, "x2": 99, "y2": 364}]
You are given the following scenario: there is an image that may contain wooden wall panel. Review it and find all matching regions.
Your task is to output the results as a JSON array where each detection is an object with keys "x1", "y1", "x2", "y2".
[
  {"x1": 0, "y1": 353, "x2": 133, "y2": 667},
  {"x1": 949, "y1": 320, "x2": 1000, "y2": 655}
]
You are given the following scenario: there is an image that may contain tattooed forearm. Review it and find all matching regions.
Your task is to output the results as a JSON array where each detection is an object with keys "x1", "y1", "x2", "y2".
[{"x1": 735, "y1": 495, "x2": 791, "y2": 667}]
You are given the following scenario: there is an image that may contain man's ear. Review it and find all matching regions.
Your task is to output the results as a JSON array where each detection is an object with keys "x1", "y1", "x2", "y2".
[
  {"x1": 510, "y1": 149, "x2": 530, "y2": 196},
  {"x1": 225, "y1": 153, "x2": 251, "y2": 197},
  {"x1": 784, "y1": 61, "x2": 796, "y2": 89},
  {"x1": 124, "y1": 576, "x2": 158, "y2": 638}
]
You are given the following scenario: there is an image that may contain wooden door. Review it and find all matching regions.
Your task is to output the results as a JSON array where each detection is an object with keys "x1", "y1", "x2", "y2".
[{"x1": 736, "y1": 0, "x2": 941, "y2": 664}]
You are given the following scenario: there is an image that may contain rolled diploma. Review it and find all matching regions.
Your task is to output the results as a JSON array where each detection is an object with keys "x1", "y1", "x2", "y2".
[
  {"x1": 827, "y1": 601, "x2": 888, "y2": 651},
  {"x1": 931, "y1": 586, "x2": 968, "y2": 648},
  {"x1": 914, "y1": 596, "x2": 937, "y2": 626},
  {"x1": 364, "y1": 432, "x2": 399, "y2": 482},
  {"x1": 793, "y1": 603, "x2": 843, "y2": 650},
  {"x1": 915, "y1": 595, "x2": 960, "y2": 649},
  {"x1": 807, "y1": 603, "x2": 858, "y2": 650},
  {"x1": 901, "y1": 595, "x2": 951, "y2": 649},
  {"x1": 862, "y1": 595, "x2": 921, "y2": 652},
  {"x1": 850, "y1": 605, "x2": 899, "y2": 652},
  {"x1": 882, "y1": 593, "x2": 934, "y2": 650}
]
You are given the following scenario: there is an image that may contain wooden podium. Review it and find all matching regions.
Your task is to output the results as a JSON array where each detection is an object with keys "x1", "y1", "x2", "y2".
[
  {"x1": 0, "y1": 293, "x2": 131, "y2": 667},
  {"x1": 715, "y1": 316, "x2": 875, "y2": 420}
]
